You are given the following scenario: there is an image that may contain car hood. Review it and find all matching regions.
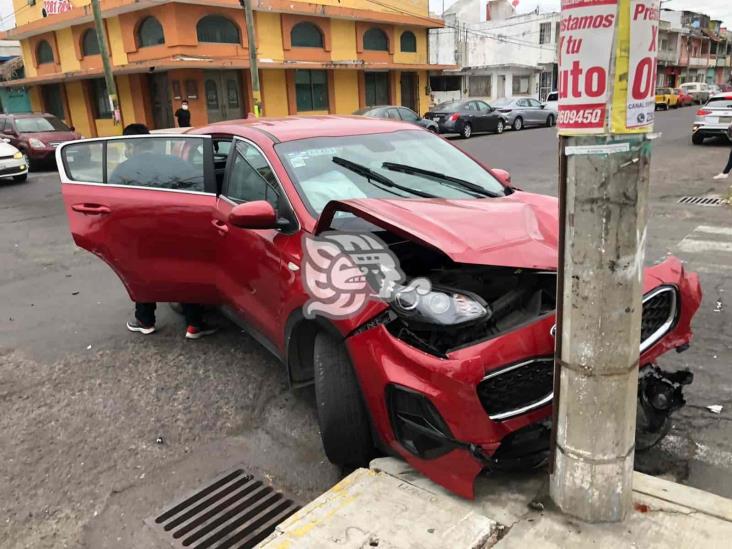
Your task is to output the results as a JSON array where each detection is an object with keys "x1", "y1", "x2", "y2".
[
  {"x1": 0, "y1": 141, "x2": 20, "y2": 156},
  {"x1": 20, "y1": 130, "x2": 79, "y2": 142},
  {"x1": 314, "y1": 192, "x2": 559, "y2": 270}
]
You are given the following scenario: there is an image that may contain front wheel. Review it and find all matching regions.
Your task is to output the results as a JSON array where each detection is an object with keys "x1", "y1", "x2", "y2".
[
  {"x1": 495, "y1": 120, "x2": 505, "y2": 134},
  {"x1": 546, "y1": 114, "x2": 555, "y2": 127},
  {"x1": 512, "y1": 117, "x2": 523, "y2": 131},
  {"x1": 12, "y1": 173, "x2": 28, "y2": 183},
  {"x1": 313, "y1": 331, "x2": 374, "y2": 467},
  {"x1": 460, "y1": 123, "x2": 473, "y2": 139}
]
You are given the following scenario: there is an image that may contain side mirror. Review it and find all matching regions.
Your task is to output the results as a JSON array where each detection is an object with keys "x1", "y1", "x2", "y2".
[
  {"x1": 228, "y1": 200, "x2": 280, "y2": 230},
  {"x1": 492, "y1": 169, "x2": 512, "y2": 186},
  {"x1": 540, "y1": 104, "x2": 546, "y2": 109}
]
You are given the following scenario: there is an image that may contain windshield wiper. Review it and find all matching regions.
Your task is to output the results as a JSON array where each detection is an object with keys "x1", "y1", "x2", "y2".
[
  {"x1": 381, "y1": 162, "x2": 503, "y2": 198},
  {"x1": 332, "y1": 156, "x2": 437, "y2": 199}
]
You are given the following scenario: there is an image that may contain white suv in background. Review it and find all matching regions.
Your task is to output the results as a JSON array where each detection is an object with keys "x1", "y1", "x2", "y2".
[
  {"x1": 543, "y1": 91, "x2": 559, "y2": 114},
  {"x1": 692, "y1": 93, "x2": 732, "y2": 145}
]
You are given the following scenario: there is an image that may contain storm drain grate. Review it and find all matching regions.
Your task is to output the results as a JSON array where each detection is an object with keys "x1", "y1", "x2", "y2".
[
  {"x1": 677, "y1": 195, "x2": 725, "y2": 207},
  {"x1": 146, "y1": 468, "x2": 301, "y2": 549}
]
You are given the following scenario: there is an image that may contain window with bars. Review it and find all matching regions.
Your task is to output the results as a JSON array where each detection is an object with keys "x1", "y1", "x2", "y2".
[
  {"x1": 82, "y1": 29, "x2": 100, "y2": 56},
  {"x1": 365, "y1": 72, "x2": 389, "y2": 106},
  {"x1": 364, "y1": 28, "x2": 388, "y2": 51},
  {"x1": 539, "y1": 22, "x2": 551, "y2": 45},
  {"x1": 295, "y1": 70, "x2": 329, "y2": 111},
  {"x1": 291, "y1": 22, "x2": 324, "y2": 48},
  {"x1": 36, "y1": 40, "x2": 54, "y2": 64}
]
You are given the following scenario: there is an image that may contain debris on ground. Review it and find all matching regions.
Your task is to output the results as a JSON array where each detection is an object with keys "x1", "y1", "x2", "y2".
[
  {"x1": 528, "y1": 500, "x2": 545, "y2": 512},
  {"x1": 72, "y1": 291, "x2": 80, "y2": 296},
  {"x1": 155, "y1": 436, "x2": 164, "y2": 445},
  {"x1": 714, "y1": 299, "x2": 724, "y2": 313},
  {"x1": 706, "y1": 405, "x2": 723, "y2": 414}
]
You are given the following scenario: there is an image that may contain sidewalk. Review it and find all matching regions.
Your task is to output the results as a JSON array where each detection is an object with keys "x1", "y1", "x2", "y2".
[{"x1": 260, "y1": 457, "x2": 731, "y2": 548}]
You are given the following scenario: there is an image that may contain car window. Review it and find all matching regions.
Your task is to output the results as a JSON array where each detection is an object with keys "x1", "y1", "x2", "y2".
[
  {"x1": 546, "y1": 92, "x2": 558, "y2": 102},
  {"x1": 528, "y1": 99, "x2": 541, "y2": 107},
  {"x1": 0, "y1": 118, "x2": 6, "y2": 132},
  {"x1": 385, "y1": 108, "x2": 401, "y2": 120},
  {"x1": 15, "y1": 116, "x2": 69, "y2": 133},
  {"x1": 516, "y1": 99, "x2": 529, "y2": 107},
  {"x1": 398, "y1": 108, "x2": 419, "y2": 122},
  {"x1": 475, "y1": 101, "x2": 491, "y2": 112},
  {"x1": 225, "y1": 140, "x2": 278, "y2": 208},
  {"x1": 465, "y1": 102, "x2": 478, "y2": 111},
  {"x1": 62, "y1": 141, "x2": 104, "y2": 183},
  {"x1": 708, "y1": 98, "x2": 732, "y2": 109}
]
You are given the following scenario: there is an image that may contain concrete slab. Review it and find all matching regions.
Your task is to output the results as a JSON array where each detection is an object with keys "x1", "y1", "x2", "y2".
[{"x1": 258, "y1": 468, "x2": 500, "y2": 549}]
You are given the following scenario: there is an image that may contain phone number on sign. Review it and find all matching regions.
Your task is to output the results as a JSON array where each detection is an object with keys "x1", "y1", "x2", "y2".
[{"x1": 558, "y1": 106, "x2": 605, "y2": 127}]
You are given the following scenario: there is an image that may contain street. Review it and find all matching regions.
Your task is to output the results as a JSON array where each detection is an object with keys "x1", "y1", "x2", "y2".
[{"x1": 1, "y1": 107, "x2": 731, "y2": 548}]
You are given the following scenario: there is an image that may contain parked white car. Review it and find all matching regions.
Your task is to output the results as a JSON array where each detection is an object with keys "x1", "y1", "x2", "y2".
[
  {"x1": 692, "y1": 92, "x2": 732, "y2": 145},
  {"x1": 543, "y1": 90, "x2": 559, "y2": 114},
  {"x1": 679, "y1": 82, "x2": 710, "y2": 105},
  {"x1": 0, "y1": 138, "x2": 29, "y2": 182}
]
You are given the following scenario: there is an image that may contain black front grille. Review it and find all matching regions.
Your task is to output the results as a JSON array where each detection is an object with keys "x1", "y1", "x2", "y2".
[
  {"x1": 477, "y1": 358, "x2": 554, "y2": 420},
  {"x1": 641, "y1": 287, "x2": 676, "y2": 348}
]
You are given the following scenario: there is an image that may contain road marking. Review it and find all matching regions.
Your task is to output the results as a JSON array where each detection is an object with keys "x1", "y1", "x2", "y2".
[
  {"x1": 694, "y1": 225, "x2": 732, "y2": 237},
  {"x1": 677, "y1": 225, "x2": 732, "y2": 256},
  {"x1": 678, "y1": 239, "x2": 732, "y2": 254}
]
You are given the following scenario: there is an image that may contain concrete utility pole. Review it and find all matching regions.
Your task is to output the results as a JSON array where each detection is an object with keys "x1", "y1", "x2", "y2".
[
  {"x1": 240, "y1": 0, "x2": 262, "y2": 117},
  {"x1": 550, "y1": 0, "x2": 659, "y2": 522},
  {"x1": 91, "y1": 0, "x2": 119, "y2": 124}
]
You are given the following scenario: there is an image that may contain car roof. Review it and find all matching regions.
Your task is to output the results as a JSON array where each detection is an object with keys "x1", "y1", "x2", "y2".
[
  {"x1": 709, "y1": 93, "x2": 732, "y2": 100},
  {"x1": 6, "y1": 112, "x2": 56, "y2": 118},
  {"x1": 200, "y1": 115, "x2": 416, "y2": 142}
]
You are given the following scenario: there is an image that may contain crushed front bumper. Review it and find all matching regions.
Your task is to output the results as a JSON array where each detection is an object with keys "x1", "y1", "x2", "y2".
[{"x1": 345, "y1": 257, "x2": 701, "y2": 498}]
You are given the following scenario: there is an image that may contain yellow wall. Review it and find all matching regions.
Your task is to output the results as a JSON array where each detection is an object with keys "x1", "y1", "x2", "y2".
[
  {"x1": 256, "y1": 12, "x2": 284, "y2": 61},
  {"x1": 28, "y1": 86, "x2": 43, "y2": 111},
  {"x1": 393, "y1": 26, "x2": 427, "y2": 64},
  {"x1": 20, "y1": 40, "x2": 37, "y2": 77},
  {"x1": 261, "y1": 69, "x2": 289, "y2": 117},
  {"x1": 65, "y1": 80, "x2": 94, "y2": 138},
  {"x1": 333, "y1": 71, "x2": 359, "y2": 114},
  {"x1": 418, "y1": 69, "x2": 429, "y2": 115},
  {"x1": 105, "y1": 16, "x2": 129, "y2": 66},
  {"x1": 116, "y1": 75, "x2": 136, "y2": 127},
  {"x1": 330, "y1": 19, "x2": 357, "y2": 61},
  {"x1": 95, "y1": 118, "x2": 123, "y2": 137},
  {"x1": 56, "y1": 27, "x2": 81, "y2": 72}
]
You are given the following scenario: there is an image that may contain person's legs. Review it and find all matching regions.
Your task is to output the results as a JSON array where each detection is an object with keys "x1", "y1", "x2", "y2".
[
  {"x1": 714, "y1": 147, "x2": 732, "y2": 179},
  {"x1": 181, "y1": 304, "x2": 217, "y2": 339},
  {"x1": 127, "y1": 302, "x2": 156, "y2": 334}
]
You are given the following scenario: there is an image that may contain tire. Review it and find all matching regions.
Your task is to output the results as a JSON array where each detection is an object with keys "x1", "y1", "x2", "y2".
[
  {"x1": 512, "y1": 117, "x2": 523, "y2": 131},
  {"x1": 460, "y1": 123, "x2": 472, "y2": 139},
  {"x1": 691, "y1": 132, "x2": 705, "y2": 145},
  {"x1": 12, "y1": 173, "x2": 27, "y2": 183},
  {"x1": 428, "y1": 125, "x2": 438, "y2": 133},
  {"x1": 313, "y1": 331, "x2": 374, "y2": 466},
  {"x1": 496, "y1": 120, "x2": 505, "y2": 134},
  {"x1": 546, "y1": 114, "x2": 555, "y2": 127}
]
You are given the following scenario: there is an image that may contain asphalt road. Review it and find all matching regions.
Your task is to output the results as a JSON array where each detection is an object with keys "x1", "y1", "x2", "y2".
[{"x1": 1, "y1": 107, "x2": 731, "y2": 548}]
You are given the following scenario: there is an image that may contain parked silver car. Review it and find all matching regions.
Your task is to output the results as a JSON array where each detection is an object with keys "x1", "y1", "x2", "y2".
[
  {"x1": 692, "y1": 93, "x2": 732, "y2": 145},
  {"x1": 492, "y1": 97, "x2": 556, "y2": 131},
  {"x1": 0, "y1": 138, "x2": 29, "y2": 182}
]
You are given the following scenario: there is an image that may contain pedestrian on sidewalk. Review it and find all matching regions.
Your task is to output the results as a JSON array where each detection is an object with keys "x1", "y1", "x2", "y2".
[
  {"x1": 713, "y1": 123, "x2": 732, "y2": 180},
  {"x1": 175, "y1": 100, "x2": 191, "y2": 128},
  {"x1": 120, "y1": 123, "x2": 216, "y2": 340}
]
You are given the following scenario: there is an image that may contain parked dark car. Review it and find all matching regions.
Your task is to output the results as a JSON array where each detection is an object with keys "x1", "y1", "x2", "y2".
[
  {"x1": 57, "y1": 116, "x2": 701, "y2": 499},
  {"x1": 0, "y1": 113, "x2": 82, "y2": 168},
  {"x1": 492, "y1": 97, "x2": 556, "y2": 130},
  {"x1": 354, "y1": 105, "x2": 438, "y2": 132},
  {"x1": 425, "y1": 100, "x2": 507, "y2": 138}
]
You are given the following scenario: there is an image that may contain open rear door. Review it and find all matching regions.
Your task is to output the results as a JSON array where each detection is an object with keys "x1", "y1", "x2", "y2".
[{"x1": 58, "y1": 135, "x2": 221, "y2": 304}]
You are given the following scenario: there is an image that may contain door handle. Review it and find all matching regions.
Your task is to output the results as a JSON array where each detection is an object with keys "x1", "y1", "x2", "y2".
[
  {"x1": 71, "y1": 203, "x2": 111, "y2": 215},
  {"x1": 211, "y1": 219, "x2": 229, "y2": 234}
]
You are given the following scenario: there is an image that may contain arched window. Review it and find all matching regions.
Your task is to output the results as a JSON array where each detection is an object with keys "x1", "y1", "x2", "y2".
[
  {"x1": 291, "y1": 22, "x2": 323, "y2": 48},
  {"x1": 36, "y1": 40, "x2": 54, "y2": 64},
  {"x1": 137, "y1": 16, "x2": 165, "y2": 48},
  {"x1": 400, "y1": 31, "x2": 417, "y2": 53},
  {"x1": 196, "y1": 15, "x2": 240, "y2": 44},
  {"x1": 82, "y1": 29, "x2": 100, "y2": 56},
  {"x1": 363, "y1": 28, "x2": 388, "y2": 51}
]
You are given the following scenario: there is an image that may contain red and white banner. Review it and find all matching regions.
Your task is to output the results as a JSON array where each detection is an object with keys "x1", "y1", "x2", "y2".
[
  {"x1": 625, "y1": 0, "x2": 660, "y2": 130},
  {"x1": 557, "y1": 0, "x2": 618, "y2": 134},
  {"x1": 43, "y1": 0, "x2": 73, "y2": 16}
]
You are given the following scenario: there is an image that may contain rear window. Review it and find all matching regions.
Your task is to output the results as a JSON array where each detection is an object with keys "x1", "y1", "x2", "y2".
[
  {"x1": 434, "y1": 101, "x2": 461, "y2": 112},
  {"x1": 15, "y1": 116, "x2": 69, "y2": 133},
  {"x1": 707, "y1": 97, "x2": 732, "y2": 109}
]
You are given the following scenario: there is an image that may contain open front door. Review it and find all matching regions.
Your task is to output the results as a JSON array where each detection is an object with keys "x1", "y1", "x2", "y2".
[{"x1": 58, "y1": 135, "x2": 221, "y2": 304}]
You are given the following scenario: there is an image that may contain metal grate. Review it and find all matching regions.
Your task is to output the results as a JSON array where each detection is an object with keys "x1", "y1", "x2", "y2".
[
  {"x1": 677, "y1": 195, "x2": 724, "y2": 206},
  {"x1": 477, "y1": 357, "x2": 554, "y2": 421},
  {"x1": 640, "y1": 286, "x2": 677, "y2": 353},
  {"x1": 146, "y1": 468, "x2": 300, "y2": 549}
]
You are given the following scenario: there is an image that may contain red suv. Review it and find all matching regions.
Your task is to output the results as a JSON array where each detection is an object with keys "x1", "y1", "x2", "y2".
[
  {"x1": 57, "y1": 117, "x2": 701, "y2": 498},
  {"x1": 1, "y1": 113, "x2": 81, "y2": 167}
]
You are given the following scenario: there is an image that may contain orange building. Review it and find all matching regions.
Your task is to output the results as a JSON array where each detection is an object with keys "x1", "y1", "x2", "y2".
[{"x1": 0, "y1": 0, "x2": 449, "y2": 136}]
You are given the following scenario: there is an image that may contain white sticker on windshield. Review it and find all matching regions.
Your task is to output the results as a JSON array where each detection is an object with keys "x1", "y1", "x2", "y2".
[
  {"x1": 288, "y1": 147, "x2": 342, "y2": 159},
  {"x1": 290, "y1": 157, "x2": 306, "y2": 168}
]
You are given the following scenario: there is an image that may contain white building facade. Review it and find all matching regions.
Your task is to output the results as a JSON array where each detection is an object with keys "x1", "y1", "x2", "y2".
[{"x1": 429, "y1": 0, "x2": 560, "y2": 104}]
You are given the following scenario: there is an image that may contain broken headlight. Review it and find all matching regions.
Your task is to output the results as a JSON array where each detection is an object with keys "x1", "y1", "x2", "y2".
[{"x1": 392, "y1": 283, "x2": 490, "y2": 326}]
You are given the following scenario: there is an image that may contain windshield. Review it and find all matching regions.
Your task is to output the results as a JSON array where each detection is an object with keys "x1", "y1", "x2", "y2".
[
  {"x1": 707, "y1": 98, "x2": 732, "y2": 109},
  {"x1": 15, "y1": 116, "x2": 69, "y2": 133},
  {"x1": 275, "y1": 130, "x2": 506, "y2": 216},
  {"x1": 434, "y1": 101, "x2": 461, "y2": 112}
]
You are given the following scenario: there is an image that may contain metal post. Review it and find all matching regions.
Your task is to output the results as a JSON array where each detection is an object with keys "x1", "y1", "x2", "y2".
[
  {"x1": 240, "y1": 0, "x2": 262, "y2": 117},
  {"x1": 550, "y1": 0, "x2": 658, "y2": 522},
  {"x1": 91, "y1": 0, "x2": 119, "y2": 124}
]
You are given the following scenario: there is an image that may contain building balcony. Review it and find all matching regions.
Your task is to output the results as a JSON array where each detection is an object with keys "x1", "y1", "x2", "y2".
[
  {"x1": 688, "y1": 56, "x2": 710, "y2": 68},
  {"x1": 657, "y1": 50, "x2": 678, "y2": 64}
]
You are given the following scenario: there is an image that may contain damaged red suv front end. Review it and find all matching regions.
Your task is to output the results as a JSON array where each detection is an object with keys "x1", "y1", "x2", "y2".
[{"x1": 317, "y1": 195, "x2": 701, "y2": 499}]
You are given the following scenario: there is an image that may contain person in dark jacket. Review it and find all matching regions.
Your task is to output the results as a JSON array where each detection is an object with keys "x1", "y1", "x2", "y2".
[
  {"x1": 713, "y1": 123, "x2": 732, "y2": 180},
  {"x1": 175, "y1": 100, "x2": 191, "y2": 128},
  {"x1": 120, "y1": 123, "x2": 216, "y2": 339}
]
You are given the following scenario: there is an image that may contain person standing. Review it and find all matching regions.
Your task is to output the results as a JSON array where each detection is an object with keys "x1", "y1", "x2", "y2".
[
  {"x1": 713, "y1": 122, "x2": 732, "y2": 180},
  {"x1": 119, "y1": 123, "x2": 216, "y2": 339},
  {"x1": 175, "y1": 100, "x2": 191, "y2": 128}
]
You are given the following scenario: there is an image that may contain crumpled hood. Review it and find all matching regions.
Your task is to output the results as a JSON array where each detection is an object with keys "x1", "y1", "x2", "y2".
[{"x1": 315, "y1": 191, "x2": 560, "y2": 270}]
